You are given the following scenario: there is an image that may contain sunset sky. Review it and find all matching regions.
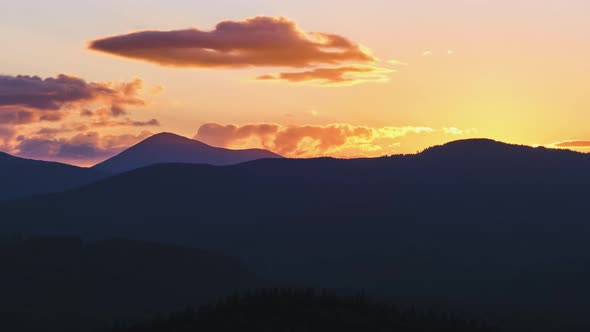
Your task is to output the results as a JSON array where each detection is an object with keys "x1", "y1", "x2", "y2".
[{"x1": 1, "y1": 0, "x2": 589, "y2": 166}]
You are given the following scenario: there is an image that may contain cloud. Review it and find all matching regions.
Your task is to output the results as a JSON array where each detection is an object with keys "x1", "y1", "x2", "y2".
[
  {"x1": 0, "y1": 74, "x2": 144, "y2": 111},
  {"x1": 89, "y1": 16, "x2": 375, "y2": 69},
  {"x1": 89, "y1": 118, "x2": 160, "y2": 128},
  {"x1": 35, "y1": 118, "x2": 159, "y2": 135},
  {"x1": 0, "y1": 73, "x2": 161, "y2": 164},
  {"x1": 553, "y1": 140, "x2": 590, "y2": 148},
  {"x1": 443, "y1": 127, "x2": 477, "y2": 135},
  {"x1": 0, "y1": 74, "x2": 147, "y2": 125},
  {"x1": 0, "y1": 108, "x2": 38, "y2": 125},
  {"x1": 387, "y1": 59, "x2": 408, "y2": 66},
  {"x1": 256, "y1": 65, "x2": 393, "y2": 86},
  {"x1": 15, "y1": 131, "x2": 153, "y2": 166},
  {"x1": 0, "y1": 126, "x2": 15, "y2": 145},
  {"x1": 196, "y1": 123, "x2": 435, "y2": 157},
  {"x1": 36, "y1": 123, "x2": 90, "y2": 135}
]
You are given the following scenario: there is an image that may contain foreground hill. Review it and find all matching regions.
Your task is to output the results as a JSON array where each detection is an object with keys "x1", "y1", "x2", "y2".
[
  {"x1": 0, "y1": 151, "x2": 106, "y2": 200},
  {"x1": 2, "y1": 139, "x2": 590, "y2": 330},
  {"x1": 92, "y1": 132, "x2": 282, "y2": 173},
  {"x1": 0, "y1": 237, "x2": 258, "y2": 332},
  {"x1": 116, "y1": 289, "x2": 497, "y2": 332}
]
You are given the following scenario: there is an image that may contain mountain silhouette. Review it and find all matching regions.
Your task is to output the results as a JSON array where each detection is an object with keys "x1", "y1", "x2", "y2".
[
  {"x1": 92, "y1": 132, "x2": 282, "y2": 173},
  {"x1": 0, "y1": 151, "x2": 106, "y2": 201},
  {"x1": 418, "y1": 138, "x2": 585, "y2": 165},
  {"x1": 2, "y1": 138, "x2": 590, "y2": 331}
]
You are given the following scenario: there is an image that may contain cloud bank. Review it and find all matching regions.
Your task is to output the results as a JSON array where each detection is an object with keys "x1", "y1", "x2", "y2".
[
  {"x1": 196, "y1": 123, "x2": 435, "y2": 157},
  {"x1": 0, "y1": 73, "x2": 160, "y2": 165}
]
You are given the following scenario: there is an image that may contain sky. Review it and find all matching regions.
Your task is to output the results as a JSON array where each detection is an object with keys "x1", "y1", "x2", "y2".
[{"x1": 1, "y1": 0, "x2": 589, "y2": 166}]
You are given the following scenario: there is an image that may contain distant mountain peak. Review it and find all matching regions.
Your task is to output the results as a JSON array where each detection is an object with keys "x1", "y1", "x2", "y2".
[
  {"x1": 440, "y1": 138, "x2": 502, "y2": 146},
  {"x1": 134, "y1": 132, "x2": 209, "y2": 148},
  {"x1": 143, "y1": 132, "x2": 196, "y2": 143},
  {"x1": 416, "y1": 138, "x2": 585, "y2": 166},
  {"x1": 92, "y1": 132, "x2": 282, "y2": 173},
  {"x1": 421, "y1": 138, "x2": 529, "y2": 155}
]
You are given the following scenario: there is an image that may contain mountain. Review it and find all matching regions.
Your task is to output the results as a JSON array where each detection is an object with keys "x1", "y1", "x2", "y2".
[
  {"x1": 0, "y1": 237, "x2": 259, "y2": 332},
  {"x1": 92, "y1": 132, "x2": 283, "y2": 173},
  {"x1": 418, "y1": 138, "x2": 585, "y2": 165},
  {"x1": 2, "y1": 139, "x2": 590, "y2": 331},
  {"x1": 0, "y1": 151, "x2": 107, "y2": 201}
]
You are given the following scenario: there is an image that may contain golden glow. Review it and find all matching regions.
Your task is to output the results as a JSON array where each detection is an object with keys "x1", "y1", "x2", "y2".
[{"x1": 1, "y1": 1, "x2": 589, "y2": 165}]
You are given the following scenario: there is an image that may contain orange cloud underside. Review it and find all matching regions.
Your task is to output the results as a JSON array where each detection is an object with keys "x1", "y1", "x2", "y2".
[
  {"x1": 194, "y1": 123, "x2": 478, "y2": 158},
  {"x1": 257, "y1": 65, "x2": 393, "y2": 86}
]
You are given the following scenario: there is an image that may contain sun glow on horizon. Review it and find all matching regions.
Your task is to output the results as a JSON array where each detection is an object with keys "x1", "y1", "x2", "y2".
[{"x1": 1, "y1": 0, "x2": 589, "y2": 165}]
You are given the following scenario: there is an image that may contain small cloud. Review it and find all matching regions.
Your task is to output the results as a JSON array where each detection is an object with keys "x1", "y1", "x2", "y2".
[
  {"x1": 551, "y1": 140, "x2": 590, "y2": 149},
  {"x1": 443, "y1": 127, "x2": 477, "y2": 135},
  {"x1": 256, "y1": 65, "x2": 393, "y2": 86},
  {"x1": 150, "y1": 85, "x2": 165, "y2": 95},
  {"x1": 422, "y1": 51, "x2": 433, "y2": 57},
  {"x1": 387, "y1": 59, "x2": 408, "y2": 66},
  {"x1": 447, "y1": 50, "x2": 454, "y2": 56}
]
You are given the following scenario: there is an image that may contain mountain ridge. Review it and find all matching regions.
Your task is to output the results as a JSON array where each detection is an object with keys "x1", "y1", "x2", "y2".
[
  {"x1": 92, "y1": 132, "x2": 283, "y2": 173},
  {"x1": 2, "y1": 137, "x2": 590, "y2": 331},
  {"x1": 0, "y1": 152, "x2": 107, "y2": 201}
]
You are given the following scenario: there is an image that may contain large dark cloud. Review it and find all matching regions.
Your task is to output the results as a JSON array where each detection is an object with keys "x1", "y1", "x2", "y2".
[
  {"x1": 88, "y1": 16, "x2": 374, "y2": 68},
  {"x1": 0, "y1": 74, "x2": 149, "y2": 126},
  {"x1": 0, "y1": 74, "x2": 144, "y2": 111}
]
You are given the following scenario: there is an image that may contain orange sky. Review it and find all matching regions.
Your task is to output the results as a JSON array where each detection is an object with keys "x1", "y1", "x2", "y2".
[{"x1": 1, "y1": 0, "x2": 589, "y2": 166}]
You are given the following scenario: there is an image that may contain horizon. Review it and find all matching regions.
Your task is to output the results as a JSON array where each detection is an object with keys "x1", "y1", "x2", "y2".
[
  {"x1": 2, "y1": 131, "x2": 587, "y2": 168},
  {"x1": 2, "y1": 0, "x2": 590, "y2": 166}
]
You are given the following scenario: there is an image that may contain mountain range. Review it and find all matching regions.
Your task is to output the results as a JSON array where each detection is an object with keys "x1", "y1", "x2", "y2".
[
  {"x1": 0, "y1": 132, "x2": 281, "y2": 200},
  {"x1": 1, "y1": 137, "x2": 589, "y2": 331}
]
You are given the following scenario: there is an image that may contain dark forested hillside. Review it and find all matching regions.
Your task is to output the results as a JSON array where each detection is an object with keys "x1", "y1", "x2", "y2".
[
  {"x1": 0, "y1": 237, "x2": 259, "y2": 332},
  {"x1": 116, "y1": 289, "x2": 497, "y2": 332},
  {"x1": 2, "y1": 139, "x2": 590, "y2": 331},
  {"x1": 0, "y1": 151, "x2": 106, "y2": 200}
]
